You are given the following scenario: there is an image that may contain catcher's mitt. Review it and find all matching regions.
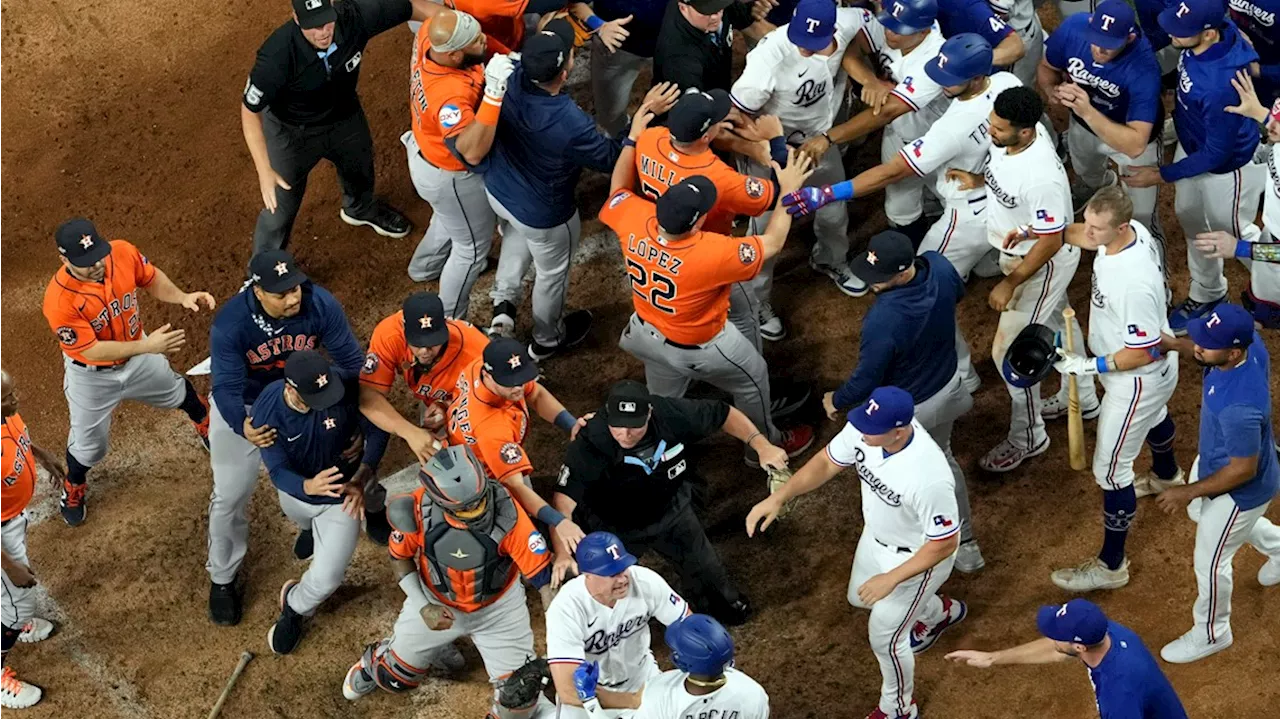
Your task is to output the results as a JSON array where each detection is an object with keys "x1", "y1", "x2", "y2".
[
  {"x1": 766, "y1": 466, "x2": 799, "y2": 520},
  {"x1": 498, "y1": 657, "x2": 551, "y2": 709}
]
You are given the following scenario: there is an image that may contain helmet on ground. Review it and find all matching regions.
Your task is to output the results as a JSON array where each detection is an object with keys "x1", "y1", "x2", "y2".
[
  {"x1": 575, "y1": 532, "x2": 637, "y2": 577},
  {"x1": 1002, "y1": 323, "x2": 1058, "y2": 388},
  {"x1": 877, "y1": 0, "x2": 938, "y2": 35},
  {"x1": 666, "y1": 614, "x2": 735, "y2": 676},
  {"x1": 419, "y1": 445, "x2": 493, "y2": 515},
  {"x1": 925, "y1": 33, "x2": 993, "y2": 87}
]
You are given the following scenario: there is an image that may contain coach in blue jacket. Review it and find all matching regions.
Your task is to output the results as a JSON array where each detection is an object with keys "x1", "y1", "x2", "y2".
[{"x1": 823, "y1": 231, "x2": 984, "y2": 574}]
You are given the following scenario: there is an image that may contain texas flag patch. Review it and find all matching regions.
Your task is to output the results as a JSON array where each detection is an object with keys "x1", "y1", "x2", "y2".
[
  {"x1": 911, "y1": 139, "x2": 924, "y2": 157},
  {"x1": 1127, "y1": 324, "x2": 1148, "y2": 338},
  {"x1": 902, "y1": 76, "x2": 915, "y2": 94},
  {"x1": 1036, "y1": 209, "x2": 1056, "y2": 224},
  {"x1": 932, "y1": 515, "x2": 953, "y2": 528}
]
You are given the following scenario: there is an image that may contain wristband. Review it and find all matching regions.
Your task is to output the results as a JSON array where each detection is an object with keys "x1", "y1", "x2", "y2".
[
  {"x1": 830, "y1": 181, "x2": 855, "y2": 202},
  {"x1": 744, "y1": 431, "x2": 761, "y2": 447},
  {"x1": 477, "y1": 96, "x2": 502, "y2": 126},
  {"x1": 623, "y1": 137, "x2": 637, "y2": 148},
  {"x1": 554, "y1": 410, "x2": 577, "y2": 433},
  {"x1": 398, "y1": 572, "x2": 429, "y2": 603},
  {"x1": 1235, "y1": 238, "x2": 1252, "y2": 259},
  {"x1": 1095, "y1": 355, "x2": 1112, "y2": 374},
  {"x1": 586, "y1": 15, "x2": 605, "y2": 31},
  {"x1": 537, "y1": 505, "x2": 566, "y2": 527}
]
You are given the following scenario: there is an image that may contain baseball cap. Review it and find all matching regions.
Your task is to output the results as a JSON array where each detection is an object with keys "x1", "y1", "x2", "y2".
[
  {"x1": 292, "y1": 0, "x2": 337, "y2": 29},
  {"x1": 681, "y1": 0, "x2": 735, "y2": 15},
  {"x1": 1187, "y1": 303, "x2": 1255, "y2": 350},
  {"x1": 605, "y1": 380, "x2": 652, "y2": 428},
  {"x1": 1086, "y1": 0, "x2": 1137, "y2": 50},
  {"x1": 669, "y1": 88, "x2": 732, "y2": 143},
  {"x1": 850, "y1": 231, "x2": 915, "y2": 284},
  {"x1": 575, "y1": 532, "x2": 638, "y2": 577},
  {"x1": 402, "y1": 292, "x2": 450, "y2": 347},
  {"x1": 788, "y1": 0, "x2": 838, "y2": 52},
  {"x1": 55, "y1": 218, "x2": 111, "y2": 267},
  {"x1": 482, "y1": 337, "x2": 540, "y2": 387},
  {"x1": 848, "y1": 386, "x2": 914, "y2": 435},
  {"x1": 250, "y1": 250, "x2": 308, "y2": 294},
  {"x1": 522, "y1": 18, "x2": 575, "y2": 83},
  {"x1": 1158, "y1": 0, "x2": 1225, "y2": 39},
  {"x1": 1036, "y1": 599, "x2": 1109, "y2": 645},
  {"x1": 284, "y1": 350, "x2": 344, "y2": 411},
  {"x1": 656, "y1": 176, "x2": 718, "y2": 234}
]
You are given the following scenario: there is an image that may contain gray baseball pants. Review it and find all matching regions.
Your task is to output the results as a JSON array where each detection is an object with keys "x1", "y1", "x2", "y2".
[
  {"x1": 63, "y1": 353, "x2": 186, "y2": 468},
  {"x1": 487, "y1": 190, "x2": 581, "y2": 347},
  {"x1": 277, "y1": 491, "x2": 360, "y2": 615}
]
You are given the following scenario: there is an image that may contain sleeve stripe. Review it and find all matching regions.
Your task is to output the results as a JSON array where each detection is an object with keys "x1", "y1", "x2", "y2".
[
  {"x1": 898, "y1": 148, "x2": 927, "y2": 177},
  {"x1": 547, "y1": 658, "x2": 584, "y2": 665},
  {"x1": 890, "y1": 89, "x2": 919, "y2": 111},
  {"x1": 729, "y1": 93, "x2": 763, "y2": 115},
  {"x1": 1125, "y1": 338, "x2": 1161, "y2": 349},
  {"x1": 1032, "y1": 223, "x2": 1067, "y2": 235},
  {"x1": 927, "y1": 526, "x2": 961, "y2": 540},
  {"x1": 825, "y1": 445, "x2": 854, "y2": 467}
]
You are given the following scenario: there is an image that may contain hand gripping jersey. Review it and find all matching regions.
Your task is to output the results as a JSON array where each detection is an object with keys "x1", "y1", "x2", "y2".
[
  {"x1": 42, "y1": 240, "x2": 155, "y2": 366},
  {"x1": 1044, "y1": 14, "x2": 1162, "y2": 141},
  {"x1": 1087, "y1": 220, "x2": 1171, "y2": 367},
  {"x1": 410, "y1": 22, "x2": 487, "y2": 173},
  {"x1": 545, "y1": 566, "x2": 690, "y2": 691},
  {"x1": 388, "y1": 484, "x2": 551, "y2": 612},
  {"x1": 445, "y1": 357, "x2": 535, "y2": 484},
  {"x1": 1, "y1": 414, "x2": 37, "y2": 522},
  {"x1": 361, "y1": 313, "x2": 489, "y2": 406},
  {"x1": 729, "y1": 8, "x2": 874, "y2": 141},
  {"x1": 633, "y1": 126, "x2": 775, "y2": 234},
  {"x1": 984, "y1": 124, "x2": 1072, "y2": 255},
  {"x1": 599, "y1": 189, "x2": 765, "y2": 345},
  {"x1": 861, "y1": 19, "x2": 951, "y2": 140},
  {"x1": 633, "y1": 668, "x2": 771, "y2": 719}
]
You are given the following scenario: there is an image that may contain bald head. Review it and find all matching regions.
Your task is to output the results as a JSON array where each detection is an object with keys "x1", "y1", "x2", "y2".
[{"x1": 429, "y1": 8, "x2": 461, "y2": 45}]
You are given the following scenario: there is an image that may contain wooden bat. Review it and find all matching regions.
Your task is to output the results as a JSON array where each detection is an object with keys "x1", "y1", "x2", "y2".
[
  {"x1": 208, "y1": 650, "x2": 254, "y2": 719},
  {"x1": 1062, "y1": 308, "x2": 1087, "y2": 471}
]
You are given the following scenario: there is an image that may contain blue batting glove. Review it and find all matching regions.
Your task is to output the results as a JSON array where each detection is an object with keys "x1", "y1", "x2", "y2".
[
  {"x1": 573, "y1": 661, "x2": 600, "y2": 701},
  {"x1": 782, "y1": 185, "x2": 835, "y2": 217}
]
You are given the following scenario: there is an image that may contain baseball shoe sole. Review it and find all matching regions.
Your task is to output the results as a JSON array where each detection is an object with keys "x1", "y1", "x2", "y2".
[
  {"x1": 910, "y1": 596, "x2": 967, "y2": 654},
  {"x1": 0, "y1": 667, "x2": 42, "y2": 709},
  {"x1": 1160, "y1": 629, "x2": 1233, "y2": 664},
  {"x1": 343, "y1": 661, "x2": 376, "y2": 700},
  {"x1": 17, "y1": 618, "x2": 53, "y2": 644},
  {"x1": 339, "y1": 209, "x2": 411, "y2": 238},
  {"x1": 1050, "y1": 557, "x2": 1130, "y2": 592},
  {"x1": 1042, "y1": 395, "x2": 1100, "y2": 421},
  {"x1": 979, "y1": 438, "x2": 1049, "y2": 473}
]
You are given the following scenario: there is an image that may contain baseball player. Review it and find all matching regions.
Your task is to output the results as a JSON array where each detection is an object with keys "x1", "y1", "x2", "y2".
[
  {"x1": 342, "y1": 445, "x2": 554, "y2": 717},
  {"x1": 602, "y1": 107, "x2": 817, "y2": 463},
  {"x1": 1038, "y1": 188, "x2": 1183, "y2": 592},
  {"x1": 41, "y1": 217, "x2": 215, "y2": 527},
  {"x1": 206, "y1": 250, "x2": 371, "y2": 627},
  {"x1": 1122, "y1": 0, "x2": 1264, "y2": 335},
  {"x1": 1, "y1": 371, "x2": 62, "y2": 710},
  {"x1": 404, "y1": 9, "x2": 514, "y2": 321},
  {"x1": 729, "y1": 0, "x2": 874, "y2": 323},
  {"x1": 252, "y1": 351, "x2": 376, "y2": 654},
  {"x1": 747, "y1": 387, "x2": 966, "y2": 719},
  {"x1": 785, "y1": 33, "x2": 1021, "y2": 391},
  {"x1": 545, "y1": 531, "x2": 691, "y2": 719},
  {"x1": 946, "y1": 86, "x2": 1099, "y2": 473},
  {"x1": 946, "y1": 599, "x2": 1189, "y2": 718},
  {"x1": 988, "y1": 0, "x2": 1044, "y2": 87},
  {"x1": 359, "y1": 291, "x2": 488, "y2": 468},
  {"x1": 1228, "y1": 0, "x2": 1280, "y2": 103},
  {"x1": 1150, "y1": 304, "x2": 1280, "y2": 663},
  {"x1": 934, "y1": 0, "x2": 1024, "y2": 71}
]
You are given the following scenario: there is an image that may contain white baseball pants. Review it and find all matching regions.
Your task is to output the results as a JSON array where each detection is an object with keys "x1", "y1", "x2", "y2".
[
  {"x1": 921, "y1": 200, "x2": 989, "y2": 388},
  {"x1": 1089, "y1": 360, "x2": 1179, "y2": 490},
  {"x1": 1172, "y1": 145, "x2": 1265, "y2": 303},
  {"x1": 915, "y1": 370, "x2": 976, "y2": 544}
]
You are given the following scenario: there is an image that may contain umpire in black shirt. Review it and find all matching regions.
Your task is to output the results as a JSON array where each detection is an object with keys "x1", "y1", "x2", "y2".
[
  {"x1": 242, "y1": 0, "x2": 442, "y2": 253},
  {"x1": 652, "y1": 0, "x2": 760, "y2": 92},
  {"x1": 552, "y1": 380, "x2": 789, "y2": 625}
]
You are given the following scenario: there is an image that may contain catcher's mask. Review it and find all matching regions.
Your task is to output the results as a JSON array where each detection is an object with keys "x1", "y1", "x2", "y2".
[
  {"x1": 1001, "y1": 322, "x2": 1058, "y2": 389},
  {"x1": 419, "y1": 445, "x2": 496, "y2": 525}
]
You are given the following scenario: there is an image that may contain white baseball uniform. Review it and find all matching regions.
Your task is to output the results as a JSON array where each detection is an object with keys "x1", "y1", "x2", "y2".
[
  {"x1": 546, "y1": 566, "x2": 690, "y2": 719},
  {"x1": 1243, "y1": 145, "x2": 1280, "y2": 308},
  {"x1": 826, "y1": 418, "x2": 959, "y2": 719},
  {"x1": 988, "y1": 0, "x2": 1044, "y2": 87},
  {"x1": 632, "y1": 668, "x2": 770, "y2": 719},
  {"x1": 985, "y1": 123, "x2": 1097, "y2": 451}
]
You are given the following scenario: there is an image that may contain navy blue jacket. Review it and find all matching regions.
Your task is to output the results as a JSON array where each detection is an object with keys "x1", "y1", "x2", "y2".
[
  {"x1": 484, "y1": 65, "x2": 623, "y2": 228},
  {"x1": 1230, "y1": 0, "x2": 1280, "y2": 101},
  {"x1": 833, "y1": 252, "x2": 964, "y2": 409}
]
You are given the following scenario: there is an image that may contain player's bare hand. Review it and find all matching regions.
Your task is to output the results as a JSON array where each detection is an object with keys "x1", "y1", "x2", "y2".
[
  {"x1": 639, "y1": 81, "x2": 681, "y2": 121},
  {"x1": 945, "y1": 650, "x2": 997, "y2": 668},
  {"x1": 6, "y1": 562, "x2": 36, "y2": 589},
  {"x1": 1155, "y1": 484, "x2": 1196, "y2": 515},
  {"x1": 339, "y1": 479, "x2": 366, "y2": 519},
  {"x1": 404, "y1": 425, "x2": 442, "y2": 467},
  {"x1": 340, "y1": 431, "x2": 365, "y2": 463},
  {"x1": 798, "y1": 134, "x2": 831, "y2": 164},
  {"x1": 1193, "y1": 230, "x2": 1239, "y2": 259},
  {"x1": 556, "y1": 518, "x2": 586, "y2": 552},
  {"x1": 751, "y1": 0, "x2": 778, "y2": 23},
  {"x1": 551, "y1": 551, "x2": 578, "y2": 589},
  {"x1": 421, "y1": 402, "x2": 447, "y2": 431},
  {"x1": 856, "y1": 572, "x2": 898, "y2": 605},
  {"x1": 1227, "y1": 69, "x2": 1269, "y2": 121},
  {"x1": 570, "y1": 412, "x2": 596, "y2": 441},
  {"x1": 745, "y1": 495, "x2": 784, "y2": 536},
  {"x1": 1003, "y1": 225, "x2": 1031, "y2": 249},
  {"x1": 420, "y1": 604, "x2": 455, "y2": 630},
  {"x1": 755, "y1": 442, "x2": 788, "y2": 471},
  {"x1": 597, "y1": 14, "x2": 632, "y2": 52},
  {"x1": 1120, "y1": 165, "x2": 1162, "y2": 188},
  {"x1": 304, "y1": 466, "x2": 345, "y2": 498},
  {"x1": 243, "y1": 416, "x2": 277, "y2": 448},
  {"x1": 1054, "y1": 83, "x2": 1093, "y2": 116},
  {"x1": 944, "y1": 169, "x2": 983, "y2": 191},
  {"x1": 773, "y1": 148, "x2": 815, "y2": 195},
  {"x1": 861, "y1": 80, "x2": 894, "y2": 115},
  {"x1": 258, "y1": 168, "x2": 292, "y2": 213},
  {"x1": 988, "y1": 279, "x2": 1015, "y2": 311},
  {"x1": 753, "y1": 114, "x2": 785, "y2": 140},
  {"x1": 181, "y1": 291, "x2": 216, "y2": 313},
  {"x1": 822, "y1": 391, "x2": 840, "y2": 421},
  {"x1": 144, "y1": 323, "x2": 186, "y2": 355}
]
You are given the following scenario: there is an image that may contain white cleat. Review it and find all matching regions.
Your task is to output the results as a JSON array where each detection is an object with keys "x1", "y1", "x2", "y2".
[
  {"x1": 759, "y1": 302, "x2": 786, "y2": 342},
  {"x1": 1134, "y1": 468, "x2": 1186, "y2": 499},
  {"x1": 1041, "y1": 394, "x2": 1100, "y2": 421},
  {"x1": 1258, "y1": 558, "x2": 1280, "y2": 587},
  {"x1": 1160, "y1": 629, "x2": 1233, "y2": 664},
  {"x1": 0, "y1": 667, "x2": 42, "y2": 709},
  {"x1": 1051, "y1": 557, "x2": 1130, "y2": 592},
  {"x1": 16, "y1": 618, "x2": 53, "y2": 644}
]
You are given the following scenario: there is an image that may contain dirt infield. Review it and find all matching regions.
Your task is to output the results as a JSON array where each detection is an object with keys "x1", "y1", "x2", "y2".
[{"x1": 3, "y1": 1, "x2": 1279, "y2": 717}]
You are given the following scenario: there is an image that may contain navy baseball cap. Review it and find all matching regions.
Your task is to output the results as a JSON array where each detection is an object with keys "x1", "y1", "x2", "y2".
[
  {"x1": 403, "y1": 292, "x2": 450, "y2": 347},
  {"x1": 55, "y1": 217, "x2": 111, "y2": 267},
  {"x1": 483, "y1": 338, "x2": 540, "y2": 387},
  {"x1": 669, "y1": 89, "x2": 732, "y2": 143},
  {"x1": 250, "y1": 250, "x2": 308, "y2": 294},
  {"x1": 605, "y1": 380, "x2": 651, "y2": 429},
  {"x1": 576, "y1": 532, "x2": 638, "y2": 577},
  {"x1": 850, "y1": 231, "x2": 915, "y2": 284},
  {"x1": 522, "y1": 19, "x2": 575, "y2": 83},
  {"x1": 657, "y1": 176, "x2": 718, "y2": 234},
  {"x1": 1036, "y1": 599, "x2": 1109, "y2": 645},
  {"x1": 1086, "y1": 0, "x2": 1137, "y2": 50},
  {"x1": 848, "y1": 386, "x2": 914, "y2": 435},
  {"x1": 285, "y1": 350, "x2": 344, "y2": 410},
  {"x1": 292, "y1": 0, "x2": 337, "y2": 29},
  {"x1": 682, "y1": 0, "x2": 735, "y2": 15},
  {"x1": 788, "y1": 0, "x2": 838, "y2": 52},
  {"x1": 1187, "y1": 303, "x2": 1255, "y2": 350},
  {"x1": 1158, "y1": 0, "x2": 1225, "y2": 39}
]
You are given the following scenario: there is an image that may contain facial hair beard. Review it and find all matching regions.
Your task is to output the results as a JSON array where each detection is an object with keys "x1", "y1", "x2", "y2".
[{"x1": 459, "y1": 51, "x2": 485, "y2": 69}]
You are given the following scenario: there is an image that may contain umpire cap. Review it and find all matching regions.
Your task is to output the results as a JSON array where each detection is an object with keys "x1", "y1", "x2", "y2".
[
  {"x1": 1001, "y1": 323, "x2": 1057, "y2": 388},
  {"x1": 877, "y1": 0, "x2": 938, "y2": 35},
  {"x1": 576, "y1": 532, "x2": 637, "y2": 576},
  {"x1": 925, "y1": 34, "x2": 993, "y2": 87},
  {"x1": 666, "y1": 614, "x2": 735, "y2": 676}
]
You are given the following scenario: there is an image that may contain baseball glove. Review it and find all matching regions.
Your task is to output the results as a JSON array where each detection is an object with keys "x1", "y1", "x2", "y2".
[
  {"x1": 766, "y1": 466, "x2": 799, "y2": 520},
  {"x1": 498, "y1": 657, "x2": 551, "y2": 709}
]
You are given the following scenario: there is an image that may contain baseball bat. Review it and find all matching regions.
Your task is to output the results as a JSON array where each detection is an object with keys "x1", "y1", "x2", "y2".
[
  {"x1": 1062, "y1": 308, "x2": 1088, "y2": 471},
  {"x1": 207, "y1": 650, "x2": 254, "y2": 719}
]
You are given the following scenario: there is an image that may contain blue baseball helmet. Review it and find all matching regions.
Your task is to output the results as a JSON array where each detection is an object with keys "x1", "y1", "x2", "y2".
[
  {"x1": 1001, "y1": 323, "x2": 1058, "y2": 389},
  {"x1": 665, "y1": 614, "x2": 734, "y2": 676},
  {"x1": 575, "y1": 532, "x2": 637, "y2": 577},
  {"x1": 925, "y1": 33, "x2": 993, "y2": 87},
  {"x1": 877, "y1": 0, "x2": 938, "y2": 35}
]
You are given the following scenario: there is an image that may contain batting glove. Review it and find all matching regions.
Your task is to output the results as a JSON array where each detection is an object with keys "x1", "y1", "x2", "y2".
[
  {"x1": 1052, "y1": 348, "x2": 1100, "y2": 376},
  {"x1": 484, "y1": 54, "x2": 516, "y2": 100},
  {"x1": 573, "y1": 661, "x2": 600, "y2": 701},
  {"x1": 783, "y1": 185, "x2": 836, "y2": 217}
]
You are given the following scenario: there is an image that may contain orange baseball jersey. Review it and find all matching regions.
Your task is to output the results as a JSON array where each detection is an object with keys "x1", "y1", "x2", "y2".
[
  {"x1": 389, "y1": 485, "x2": 551, "y2": 612},
  {"x1": 446, "y1": 0, "x2": 530, "y2": 54},
  {"x1": 2, "y1": 413, "x2": 37, "y2": 522},
  {"x1": 599, "y1": 188, "x2": 765, "y2": 345},
  {"x1": 634, "y1": 126, "x2": 775, "y2": 234},
  {"x1": 445, "y1": 357, "x2": 535, "y2": 484},
  {"x1": 360, "y1": 312, "x2": 490, "y2": 405},
  {"x1": 42, "y1": 239, "x2": 156, "y2": 366},
  {"x1": 410, "y1": 23, "x2": 487, "y2": 173}
]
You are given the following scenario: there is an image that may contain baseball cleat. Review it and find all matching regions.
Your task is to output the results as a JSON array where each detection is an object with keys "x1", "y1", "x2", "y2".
[
  {"x1": 810, "y1": 259, "x2": 868, "y2": 298},
  {"x1": 488, "y1": 301, "x2": 517, "y2": 339},
  {"x1": 1258, "y1": 558, "x2": 1280, "y2": 587},
  {"x1": 59, "y1": 479, "x2": 86, "y2": 527},
  {"x1": 978, "y1": 438, "x2": 1049, "y2": 473},
  {"x1": 1168, "y1": 296, "x2": 1224, "y2": 336},
  {"x1": 961, "y1": 371, "x2": 980, "y2": 395},
  {"x1": 865, "y1": 700, "x2": 917, "y2": 719},
  {"x1": 910, "y1": 596, "x2": 967, "y2": 654},
  {"x1": 954, "y1": 541, "x2": 985, "y2": 574},
  {"x1": 528, "y1": 309, "x2": 593, "y2": 361},
  {"x1": 429, "y1": 642, "x2": 466, "y2": 673},
  {"x1": 17, "y1": 618, "x2": 53, "y2": 644},
  {"x1": 759, "y1": 302, "x2": 786, "y2": 342},
  {"x1": 769, "y1": 380, "x2": 811, "y2": 420},
  {"x1": 779, "y1": 425, "x2": 816, "y2": 458},
  {"x1": 268, "y1": 579, "x2": 308, "y2": 655},
  {"x1": 365, "y1": 508, "x2": 392, "y2": 545},
  {"x1": 1160, "y1": 629, "x2": 1233, "y2": 664},
  {"x1": 293, "y1": 529, "x2": 315, "y2": 561},
  {"x1": 194, "y1": 393, "x2": 211, "y2": 451},
  {"x1": 339, "y1": 206, "x2": 411, "y2": 239},
  {"x1": 1050, "y1": 557, "x2": 1130, "y2": 592},
  {"x1": 208, "y1": 578, "x2": 242, "y2": 626},
  {"x1": 1134, "y1": 468, "x2": 1186, "y2": 499},
  {"x1": 1041, "y1": 394, "x2": 1100, "y2": 421},
  {"x1": 0, "y1": 667, "x2": 42, "y2": 709},
  {"x1": 343, "y1": 660, "x2": 377, "y2": 700}
]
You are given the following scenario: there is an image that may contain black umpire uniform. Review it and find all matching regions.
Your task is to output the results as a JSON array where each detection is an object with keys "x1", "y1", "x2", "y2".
[
  {"x1": 242, "y1": 0, "x2": 420, "y2": 253},
  {"x1": 554, "y1": 381, "x2": 751, "y2": 625}
]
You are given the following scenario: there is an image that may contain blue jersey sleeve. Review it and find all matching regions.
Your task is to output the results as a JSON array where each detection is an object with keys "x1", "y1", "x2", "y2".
[
  {"x1": 970, "y1": 2, "x2": 1014, "y2": 48},
  {"x1": 1161, "y1": 86, "x2": 1255, "y2": 182},
  {"x1": 315, "y1": 287, "x2": 365, "y2": 378},
  {"x1": 210, "y1": 321, "x2": 250, "y2": 438},
  {"x1": 1220, "y1": 404, "x2": 1266, "y2": 459},
  {"x1": 360, "y1": 416, "x2": 390, "y2": 471},
  {"x1": 567, "y1": 110, "x2": 624, "y2": 173},
  {"x1": 1043, "y1": 20, "x2": 1071, "y2": 69},
  {"x1": 251, "y1": 400, "x2": 310, "y2": 498},
  {"x1": 833, "y1": 320, "x2": 895, "y2": 409},
  {"x1": 1124, "y1": 66, "x2": 1162, "y2": 125}
]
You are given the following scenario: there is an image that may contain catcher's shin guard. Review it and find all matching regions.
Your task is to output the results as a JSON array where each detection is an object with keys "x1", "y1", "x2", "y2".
[{"x1": 364, "y1": 641, "x2": 429, "y2": 693}]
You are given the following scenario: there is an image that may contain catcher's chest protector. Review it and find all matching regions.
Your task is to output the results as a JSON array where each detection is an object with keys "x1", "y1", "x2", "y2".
[{"x1": 419, "y1": 493, "x2": 519, "y2": 605}]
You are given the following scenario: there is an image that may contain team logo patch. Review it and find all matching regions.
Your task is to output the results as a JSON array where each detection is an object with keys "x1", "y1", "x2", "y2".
[
  {"x1": 932, "y1": 515, "x2": 953, "y2": 528},
  {"x1": 1127, "y1": 324, "x2": 1148, "y2": 338},
  {"x1": 361, "y1": 352, "x2": 380, "y2": 374},
  {"x1": 1036, "y1": 209, "x2": 1056, "y2": 225},
  {"x1": 911, "y1": 139, "x2": 924, "y2": 157},
  {"x1": 390, "y1": 530, "x2": 404, "y2": 544},
  {"x1": 669, "y1": 592, "x2": 683, "y2": 605},
  {"x1": 902, "y1": 76, "x2": 915, "y2": 94},
  {"x1": 438, "y1": 104, "x2": 463, "y2": 129},
  {"x1": 345, "y1": 51, "x2": 362, "y2": 73},
  {"x1": 56, "y1": 326, "x2": 78, "y2": 346},
  {"x1": 557, "y1": 464, "x2": 571, "y2": 487},
  {"x1": 744, "y1": 177, "x2": 765, "y2": 199},
  {"x1": 528, "y1": 531, "x2": 548, "y2": 554},
  {"x1": 500, "y1": 442, "x2": 524, "y2": 465},
  {"x1": 738, "y1": 242, "x2": 758, "y2": 265},
  {"x1": 608, "y1": 190, "x2": 630, "y2": 209}
]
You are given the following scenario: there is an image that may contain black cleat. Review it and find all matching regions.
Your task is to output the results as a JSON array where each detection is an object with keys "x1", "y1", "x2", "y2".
[
  {"x1": 293, "y1": 529, "x2": 314, "y2": 560},
  {"x1": 208, "y1": 579, "x2": 242, "y2": 626},
  {"x1": 364, "y1": 508, "x2": 392, "y2": 546},
  {"x1": 528, "y1": 309, "x2": 593, "y2": 361}
]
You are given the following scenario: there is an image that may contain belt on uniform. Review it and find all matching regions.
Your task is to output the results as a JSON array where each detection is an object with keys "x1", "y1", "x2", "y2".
[
  {"x1": 70, "y1": 360, "x2": 123, "y2": 371},
  {"x1": 1, "y1": 517, "x2": 11, "y2": 527},
  {"x1": 874, "y1": 537, "x2": 912, "y2": 554},
  {"x1": 636, "y1": 317, "x2": 710, "y2": 350}
]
